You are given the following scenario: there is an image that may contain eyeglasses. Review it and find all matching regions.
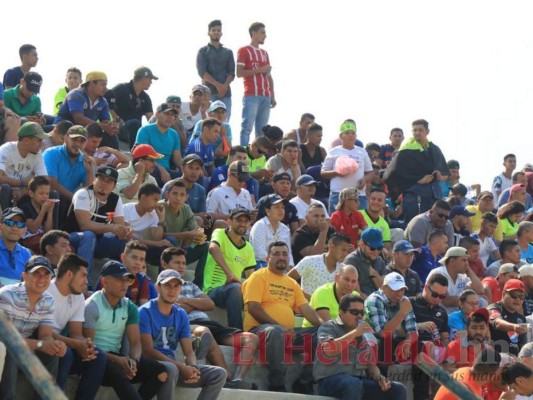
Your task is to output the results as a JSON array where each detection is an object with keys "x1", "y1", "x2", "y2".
[
  {"x1": 507, "y1": 292, "x2": 525, "y2": 300},
  {"x1": 347, "y1": 309, "x2": 365, "y2": 316},
  {"x1": 436, "y1": 213, "x2": 450, "y2": 220},
  {"x1": 428, "y1": 286, "x2": 447, "y2": 299},
  {"x1": 3, "y1": 219, "x2": 26, "y2": 229},
  {"x1": 364, "y1": 243, "x2": 383, "y2": 251}
]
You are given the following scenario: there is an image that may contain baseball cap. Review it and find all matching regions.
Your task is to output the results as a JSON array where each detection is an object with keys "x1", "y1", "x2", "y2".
[
  {"x1": 156, "y1": 103, "x2": 179, "y2": 114},
  {"x1": 208, "y1": 100, "x2": 226, "y2": 113},
  {"x1": 229, "y1": 161, "x2": 251, "y2": 181},
  {"x1": 519, "y1": 342, "x2": 533, "y2": 358},
  {"x1": 447, "y1": 160, "x2": 460, "y2": 170},
  {"x1": 499, "y1": 263, "x2": 519, "y2": 274},
  {"x1": 263, "y1": 194, "x2": 284, "y2": 208},
  {"x1": 339, "y1": 121, "x2": 356, "y2": 134},
  {"x1": 296, "y1": 174, "x2": 317, "y2": 186},
  {"x1": 503, "y1": 278, "x2": 526, "y2": 292},
  {"x1": 468, "y1": 308, "x2": 489, "y2": 324},
  {"x1": 24, "y1": 256, "x2": 55, "y2": 276},
  {"x1": 510, "y1": 184, "x2": 526, "y2": 196},
  {"x1": 229, "y1": 208, "x2": 251, "y2": 220},
  {"x1": 67, "y1": 125, "x2": 88, "y2": 140},
  {"x1": 272, "y1": 172, "x2": 291, "y2": 183},
  {"x1": 182, "y1": 154, "x2": 204, "y2": 167},
  {"x1": 23, "y1": 72, "x2": 43, "y2": 94},
  {"x1": 383, "y1": 272, "x2": 408, "y2": 291},
  {"x1": 166, "y1": 95, "x2": 182, "y2": 104},
  {"x1": 191, "y1": 84, "x2": 207, "y2": 94},
  {"x1": 478, "y1": 191, "x2": 494, "y2": 201},
  {"x1": 1, "y1": 207, "x2": 26, "y2": 222},
  {"x1": 101, "y1": 260, "x2": 134, "y2": 279},
  {"x1": 522, "y1": 163, "x2": 533, "y2": 172},
  {"x1": 134, "y1": 66, "x2": 158, "y2": 80},
  {"x1": 519, "y1": 264, "x2": 533, "y2": 278},
  {"x1": 95, "y1": 165, "x2": 118, "y2": 182},
  {"x1": 361, "y1": 227, "x2": 384, "y2": 249},
  {"x1": 17, "y1": 122, "x2": 50, "y2": 140},
  {"x1": 156, "y1": 269, "x2": 184, "y2": 286},
  {"x1": 439, "y1": 247, "x2": 468, "y2": 265},
  {"x1": 450, "y1": 206, "x2": 476, "y2": 219},
  {"x1": 83, "y1": 71, "x2": 107, "y2": 85},
  {"x1": 393, "y1": 240, "x2": 417, "y2": 254},
  {"x1": 132, "y1": 144, "x2": 163, "y2": 160}
]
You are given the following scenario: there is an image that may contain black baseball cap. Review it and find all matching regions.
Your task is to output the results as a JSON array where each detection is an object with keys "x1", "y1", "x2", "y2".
[
  {"x1": 25, "y1": 256, "x2": 55, "y2": 276},
  {"x1": 100, "y1": 260, "x2": 134, "y2": 279}
]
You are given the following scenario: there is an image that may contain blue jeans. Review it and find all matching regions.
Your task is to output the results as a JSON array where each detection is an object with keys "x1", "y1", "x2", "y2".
[
  {"x1": 211, "y1": 94, "x2": 232, "y2": 122},
  {"x1": 208, "y1": 282, "x2": 243, "y2": 329},
  {"x1": 69, "y1": 231, "x2": 96, "y2": 273},
  {"x1": 240, "y1": 96, "x2": 271, "y2": 146},
  {"x1": 56, "y1": 346, "x2": 107, "y2": 400},
  {"x1": 318, "y1": 373, "x2": 407, "y2": 400},
  {"x1": 402, "y1": 191, "x2": 435, "y2": 226},
  {"x1": 329, "y1": 191, "x2": 340, "y2": 214}
]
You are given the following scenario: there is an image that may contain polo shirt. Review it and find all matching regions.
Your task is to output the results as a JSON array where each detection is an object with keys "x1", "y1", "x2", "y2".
[
  {"x1": 3, "y1": 67, "x2": 24, "y2": 89},
  {"x1": 185, "y1": 137, "x2": 215, "y2": 171},
  {"x1": 3, "y1": 85, "x2": 41, "y2": 116},
  {"x1": 385, "y1": 264, "x2": 422, "y2": 297},
  {"x1": 361, "y1": 209, "x2": 391, "y2": 242},
  {"x1": 330, "y1": 209, "x2": 366, "y2": 247},
  {"x1": 161, "y1": 200, "x2": 196, "y2": 247},
  {"x1": 55, "y1": 87, "x2": 111, "y2": 123},
  {"x1": 409, "y1": 294, "x2": 449, "y2": 342},
  {"x1": 112, "y1": 81, "x2": 153, "y2": 122},
  {"x1": 427, "y1": 266, "x2": 471, "y2": 314},
  {"x1": 302, "y1": 282, "x2": 359, "y2": 327},
  {"x1": 43, "y1": 145, "x2": 87, "y2": 193},
  {"x1": 488, "y1": 301, "x2": 526, "y2": 356},
  {"x1": 135, "y1": 123, "x2": 181, "y2": 171},
  {"x1": 114, "y1": 162, "x2": 158, "y2": 204},
  {"x1": 84, "y1": 290, "x2": 139, "y2": 353},
  {"x1": 0, "y1": 238, "x2": 31, "y2": 286},
  {"x1": 0, "y1": 283, "x2": 55, "y2": 337}
]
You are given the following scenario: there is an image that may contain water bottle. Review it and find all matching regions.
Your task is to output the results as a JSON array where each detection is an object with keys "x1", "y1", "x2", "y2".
[{"x1": 359, "y1": 320, "x2": 378, "y2": 346}]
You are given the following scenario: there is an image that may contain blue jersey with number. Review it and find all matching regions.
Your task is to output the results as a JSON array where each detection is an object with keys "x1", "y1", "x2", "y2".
[{"x1": 139, "y1": 299, "x2": 190, "y2": 359}]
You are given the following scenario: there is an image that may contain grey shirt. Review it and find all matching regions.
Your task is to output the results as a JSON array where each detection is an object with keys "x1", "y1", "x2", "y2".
[
  {"x1": 486, "y1": 260, "x2": 526, "y2": 278},
  {"x1": 404, "y1": 212, "x2": 454, "y2": 247},
  {"x1": 343, "y1": 249, "x2": 387, "y2": 297}
]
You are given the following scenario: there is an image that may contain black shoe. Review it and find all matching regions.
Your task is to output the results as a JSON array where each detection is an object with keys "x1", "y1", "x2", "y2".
[
  {"x1": 269, "y1": 385, "x2": 287, "y2": 392},
  {"x1": 224, "y1": 379, "x2": 258, "y2": 390},
  {"x1": 292, "y1": 380, "x2": 314, "y2": 395}
]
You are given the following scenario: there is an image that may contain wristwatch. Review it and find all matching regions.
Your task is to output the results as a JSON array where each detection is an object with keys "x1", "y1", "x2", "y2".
[{"x1": 36, "y1": 340, "x2": 43, "y2": 350}]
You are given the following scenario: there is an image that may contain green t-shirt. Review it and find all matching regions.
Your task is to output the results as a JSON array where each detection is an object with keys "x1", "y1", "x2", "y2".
[
  {"x1": 246, "y1": 153, "x2": 266, "y2": 173},
  {"x1": 161, "y1": 200, "x2": 196, "y2": 247},
  {"x1": 500, "y1": 218, "x2": 519, "y2": 239},
  {"x1": 203, "y1": 228, "x2": 256, "y2": 293},
  {"x1": 303, "y1": 282, "x2": 359, "y2": 327},
  {"x1": 361, "y1": 210, "x2": 391, "y2": 242},
  {"x1": 53, "y1": 87, "x2": 68, "y2": 115},
  {"x1": 4, "y1": 85, "x2": 41, "y2": 116}
]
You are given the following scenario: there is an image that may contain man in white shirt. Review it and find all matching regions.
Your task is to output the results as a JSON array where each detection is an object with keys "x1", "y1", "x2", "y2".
[
  {"x1": 180, "y1": 84, "x2": 209, "y2": 137},
  {"x1": 49, "y1": 253, "x2": 106, "y2": 400},
  {"x1": 0, "y1": 121, "x2": 49, "y2": 209},
  {"x1": 321, "y1": 120, "x2": 373, "y2": 213},
  {"x1": 206, "y1": 160, "x2": 253, "y2": 220},
  {"x1": 289, "y1": 174, "x2": 328, "y2": 226}
]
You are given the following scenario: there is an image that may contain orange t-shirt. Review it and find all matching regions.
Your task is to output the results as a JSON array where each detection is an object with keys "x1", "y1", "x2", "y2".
[{"x1": 433, "y1": 367, "x2": 483, "y2": 400}]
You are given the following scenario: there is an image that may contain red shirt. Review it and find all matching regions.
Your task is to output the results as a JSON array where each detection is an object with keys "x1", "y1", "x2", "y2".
[
  {"x1": 445, "y1": 337, "x2": 488, "y2": 368},
  {"x1": 330, "y1": 210, "x2": 367, "y2": 247},
  {"x1": 469, "y1": 258, "x2": 485, "y2": 279},
  {"x1": 237, "y1": 45, "x2": 271, "y2": 97},
  {"x1": 481, "y1": 276, "x2": 502, "y2": 303},
  {"x1": 434, "y1": 367, "x2": 483, "y2": 400}
]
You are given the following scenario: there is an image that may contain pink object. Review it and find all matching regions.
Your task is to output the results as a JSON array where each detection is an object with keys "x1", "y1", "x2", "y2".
[{"x1": 335, "y1": 155, "x2": 359, "y2": 176}]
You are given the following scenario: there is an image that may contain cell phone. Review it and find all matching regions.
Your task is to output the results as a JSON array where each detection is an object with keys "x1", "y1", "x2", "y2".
[{"x1": 128, "y1": 358, "x2": 135, "y2": 370}]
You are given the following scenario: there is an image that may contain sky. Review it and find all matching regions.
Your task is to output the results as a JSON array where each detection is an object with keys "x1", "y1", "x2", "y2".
[{"x1": 3, "y1": 0, "x2": 532, "y2": 190}]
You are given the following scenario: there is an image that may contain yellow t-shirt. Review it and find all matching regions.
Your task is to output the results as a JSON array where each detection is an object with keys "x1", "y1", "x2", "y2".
[
  {"x1": 242, "y1": 268, "x2": 307, "y2": 331},
  {"x1": 466, "y1": 205, "x2": 503, "y2": 242}
]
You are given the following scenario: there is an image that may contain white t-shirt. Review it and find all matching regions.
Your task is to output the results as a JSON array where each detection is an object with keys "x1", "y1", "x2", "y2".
[
  {"x1": 289, "y1": 197, "x2": 329, "y2": 220},
  {"x1": 427, "y1": 266, "x2": 471, "y2": 314},
  {"x1": 471, "y1": 234, "x2": 498, "y2": 267},
  {"x1": 72, "y1": 188, "x2": 124, "y2": 219},
  {"x1": 321, "y1": 145, "x2": 372, "y2": 192},
  {"x1": 0, "y1": 141, "x2": 47, "y2": 180},
  {"x1": 295, "y1": 254, "x2": 343, "y2": 296},
  {"x1": 47, "y1": 281, "x2": 85, "y2": 333},
  {"x1": 122, "y1": 203, "x2": 158, "y2": 238},
  {"x1": 206, "y1": 185, "x2": 253, "y2": 216},
  {"x1": 180, "y1": 102, "x2": 203, "y2": 132}
]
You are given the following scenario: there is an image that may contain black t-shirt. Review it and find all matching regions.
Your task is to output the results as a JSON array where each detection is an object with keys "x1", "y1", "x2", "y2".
[
  {"x1": 291, "y1": 224, "x2": 335, "y2": 265},
  {"x1": 112, "y1": 81, "x2": 153, "y2": 121},
  {"x1": 488, "y1": 301, "x2": 527, "y2": 356},
  {"x1": 409, "y1": 295, "x2": 449, "y2": 342},
  {"x1": 386, "y1": 264, "x2": 422, "y2": 297}
]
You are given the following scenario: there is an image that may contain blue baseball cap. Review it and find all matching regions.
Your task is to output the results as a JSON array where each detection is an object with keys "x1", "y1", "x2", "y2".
[
  {"x1": 393, "y1": 240, "x2": 417, "y2": 254},
  {"x1": 296, "y1": 174, "x2": 318, "y2": 186},
  {"x1": 450, "y1": 206, "x2": 475, "y2": 219},
  {"x1": 361, "y1": 227, "x2": 384, "y2": 249},
  {"x1": 101, "y1": 260, "x2": 134, "y2": 279}
]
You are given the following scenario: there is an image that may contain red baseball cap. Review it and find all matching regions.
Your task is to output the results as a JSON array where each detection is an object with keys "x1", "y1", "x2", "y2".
[
  {"x1": 504, "y1": 278, "x2": 526, "y2": 293},
  {"x1": 468, "y1": 308, "x2": 489, "y2": 323},
  {"x1": 132, "y1": 144, "x2": 163, "y2": 160}
]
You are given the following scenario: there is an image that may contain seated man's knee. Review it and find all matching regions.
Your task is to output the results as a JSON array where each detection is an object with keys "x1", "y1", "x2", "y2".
[
  {"x1": 158, "y1": 371, "x2": 168, "y2": 383},
  {"x1": 193, "y1": 326, "x2": 211, "y2": 336}
]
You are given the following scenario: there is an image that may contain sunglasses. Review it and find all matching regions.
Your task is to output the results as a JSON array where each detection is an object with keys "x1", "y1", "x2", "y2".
[
  {"x1": 364, "y1": 243, "x2": 383, "y2": 252},
  {"x1": 428, "y1": 286, "x2": 447, "y2": 299},
  {"x1": 507, "y1": 292, "x2": 525, "y2": 300},
  {"x1": 347, "y1": 309, "x2": 365, "y2": 316},
  {"x1": 3, "y1": 219, "x2": 26, "y2": 229},
  {"x1": 436, "y1": 213, "x2": 450, "y2": 220}
]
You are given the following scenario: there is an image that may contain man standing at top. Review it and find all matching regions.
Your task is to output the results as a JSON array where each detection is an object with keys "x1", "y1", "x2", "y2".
[
  {"x1": 383, "y1": 119, "x2": 449, "y2": 225},
  {"x1": 3, "y1": 44, "x2": 38, "y2": 89},
  {"x1": 237, "y1": 22, "x2": 276, "y2": 146},
  {"x1": 197, "y1": 20, "x2": 235, "y2": 121}
]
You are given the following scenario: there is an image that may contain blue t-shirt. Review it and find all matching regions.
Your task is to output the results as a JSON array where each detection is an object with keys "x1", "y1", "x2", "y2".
[
  {"x1": 185, "y1": 138, "x2": 214, "y2": 171},
  {"x1": 410, "y1": 245, "x2": 441, "y2": 284},
  {"x1": 3, "y1": 67, "x2": 24, "y2": 89},
  {"x1": 55, "y1": 87, "x2": 111, "y2": 124},
  {"x1": 191, "y1": 120, "x2": 232, "y2": 156},
  {"x1": 43, "y1": 145, "x2": 87, "y2": 193},
  {"x1": 0, "y1": 82, "x2": 4, "y2": 101},
  {"x1": 139, "y1": 299, "x2": 190, "y2": 359},
  {"x1": 135, "y1": 123, "x2": 181, "y2": 171},
  {"x1": 447, "y1": 310, "x2": 467, "y2": 340},
  {"x1": 0, "y1": 238, "x2": 31, "y2": 286},
  {"x1": 521, "y1": 244, "x2": 533, "y2": 264}
]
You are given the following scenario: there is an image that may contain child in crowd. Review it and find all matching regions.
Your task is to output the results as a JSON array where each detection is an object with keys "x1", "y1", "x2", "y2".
[
  {"x1": 53, "y1": 67, "x2": 82, "y2": 115},
  {"x1": 330, "y1": 187, "x2": 367, "y2": 247}
]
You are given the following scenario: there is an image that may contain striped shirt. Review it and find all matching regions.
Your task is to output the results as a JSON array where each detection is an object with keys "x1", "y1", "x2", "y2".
[
  {"x1": 0, "y1": 283, "x2": 55, "y2": 337},
  {"x1": 179, "y1": 281, "x2": 208, "y2": 321},
  {"x1": 237, "y1": 45, "x2": 271, "y2": 97}
]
